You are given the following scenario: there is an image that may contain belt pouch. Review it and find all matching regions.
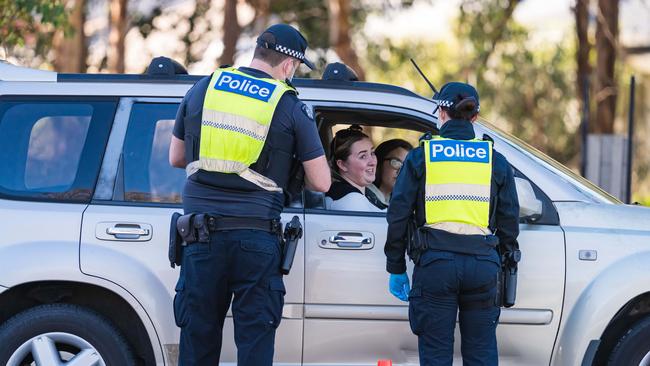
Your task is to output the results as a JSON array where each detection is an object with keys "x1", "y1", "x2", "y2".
[{"x1": 177, "y1": 213, "x2": 197, "y2": 243}]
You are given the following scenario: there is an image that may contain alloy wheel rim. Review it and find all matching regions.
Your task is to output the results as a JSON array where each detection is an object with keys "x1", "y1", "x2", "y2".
[
  {"x1": 7, "y1": 332, "x2": 106, "y2": 366},
  {"x1": 641, "y1": 349, "x2": 650, "y2": 366}
]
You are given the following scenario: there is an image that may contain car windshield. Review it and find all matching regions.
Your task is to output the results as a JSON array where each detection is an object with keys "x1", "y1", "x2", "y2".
[{"x1": 478, "y1": 119, "x2": 621, "y2": 204}]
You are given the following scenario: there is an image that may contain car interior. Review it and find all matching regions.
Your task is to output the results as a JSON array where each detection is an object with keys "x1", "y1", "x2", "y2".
[{"x1": 302, "y1": 107, "x2": 436, "y2": 211}]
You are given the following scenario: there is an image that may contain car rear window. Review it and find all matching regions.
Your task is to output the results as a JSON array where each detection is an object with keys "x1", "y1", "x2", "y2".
[{"x1": 0, "y1": 98, "x2": 116, "y2": 202}]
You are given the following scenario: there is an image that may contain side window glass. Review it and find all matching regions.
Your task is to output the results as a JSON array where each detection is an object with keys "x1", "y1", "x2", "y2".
[
  {"x1": 0, "y1": 99, "x2": 116, "y2": 202},
  {"x1": 25, "y1": 111, "x2": 91, "y2": 189},
  {"x1": 513, "y1": 168, "x2": 560, "y2": 225},
  {"x1": 309, "y1": 107, "x2": 429, "y2": 213},
  {"x1": 121, "y1": 102, "x2": 185, "y2": 204}
]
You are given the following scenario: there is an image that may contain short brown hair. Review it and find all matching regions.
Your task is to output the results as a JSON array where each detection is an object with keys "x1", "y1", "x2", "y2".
[{"x1": 253, "y1": 33, "x2": 291, "y2": 67}]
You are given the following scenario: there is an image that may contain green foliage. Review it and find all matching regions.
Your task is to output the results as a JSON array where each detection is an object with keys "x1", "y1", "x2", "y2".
[
  {"x1": 253, "y1": 0, "x2": 434, "y2": 78},
  {"x1": 0, "y1": 0, "x2": 69, "y2": 50},
  {"x1": 362, "y1": 0, "x2": 580, "y2": 168},
  {"x1": 363, "y1": 38, "x2": 461, "y2": 97}
]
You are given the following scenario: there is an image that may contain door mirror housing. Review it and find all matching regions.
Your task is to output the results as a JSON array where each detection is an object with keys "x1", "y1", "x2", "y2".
[{"x1": 515, "y1": 177, "x2": 543, "y2": 222}]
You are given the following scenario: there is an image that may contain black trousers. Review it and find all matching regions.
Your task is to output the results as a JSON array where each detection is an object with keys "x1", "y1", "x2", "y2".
[
  {"x1": 174, "y1": 229, "x2": 285, "y2": 366},
  {"x1": 409, "y1": 249, "x2": 501, "y2": 366}
]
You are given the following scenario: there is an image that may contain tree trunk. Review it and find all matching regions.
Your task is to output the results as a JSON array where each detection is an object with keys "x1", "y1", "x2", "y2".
[
  {"x1": 107, "y1": 0, "x2": 127, "y2": 73},
  {"x1": 183, "y1": 0, "x2": 211, "y2": 67},
  {"x1": 328, "y1": 0, "x2": 365, "y2": 80},
  {"x1": 248, "y1": 0, "x2": 270, "y2": 35},
  {"x1": 53, "y1": 0, "x2": 86, "y2": 73},
  {"x1": 575, "y1": 0, "x2": 591, "y2": 126},
  {"x1": 476, "y1": 0, "x2": 518, "y2": 70},
  {"x1": 595, "y1": 0, "x2": 619, "y2": 134},
  {"x1": 219, "y1": 0, "x2": 241, "y2": 67}
]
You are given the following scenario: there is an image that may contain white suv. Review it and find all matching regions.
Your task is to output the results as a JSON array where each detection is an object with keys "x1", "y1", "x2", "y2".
[{"x1": 1, "y1": 60, "x2": 649, "y2": 366}]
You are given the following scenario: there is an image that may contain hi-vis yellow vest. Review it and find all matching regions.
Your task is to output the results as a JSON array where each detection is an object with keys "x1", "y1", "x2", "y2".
[
  {"x1": 423, "y1": 136, "x2": 493, "y2": 229},
  {"x1": 185, "y1": 67, "x2": 295, "y2": 191}
]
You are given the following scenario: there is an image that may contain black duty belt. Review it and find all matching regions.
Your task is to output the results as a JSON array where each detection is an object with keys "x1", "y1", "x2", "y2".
[{"x1": 206, "y1": 215, "x2": 282, "y2": 234}]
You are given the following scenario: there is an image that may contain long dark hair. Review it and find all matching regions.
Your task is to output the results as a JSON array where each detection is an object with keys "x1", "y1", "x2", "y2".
[
  {"x1": 329, "y1": 124, "x2": 370, "y2": 173},
  {"x1": 373, "y1": 139, "x2": 413, "y2": 188}
]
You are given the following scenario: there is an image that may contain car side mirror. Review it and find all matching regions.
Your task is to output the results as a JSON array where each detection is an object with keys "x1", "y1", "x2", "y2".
[{"x1": 515, "y1": 177, "x2": 543, "y2": 222}]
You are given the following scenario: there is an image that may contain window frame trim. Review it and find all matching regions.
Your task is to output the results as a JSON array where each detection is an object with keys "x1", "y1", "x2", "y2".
[{"x1": 93, "y1": 97, "x2": 182, "y2": 202}]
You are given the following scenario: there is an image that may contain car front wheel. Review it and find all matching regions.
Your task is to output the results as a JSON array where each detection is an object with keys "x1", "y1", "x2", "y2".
[
  {"x1": 0, "y1": 303, "x2": 135, "y2": 366},
  {"x1": 609, "y1": 315, "x2": 650, "y2": 366}
]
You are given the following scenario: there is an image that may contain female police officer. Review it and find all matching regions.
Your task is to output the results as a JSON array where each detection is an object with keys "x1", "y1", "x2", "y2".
[{"x1": 384, "y1": 82, "x2": 520, "y2": 366}]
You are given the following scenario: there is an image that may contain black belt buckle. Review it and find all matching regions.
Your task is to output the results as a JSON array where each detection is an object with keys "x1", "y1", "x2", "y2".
[
  {"x1": 271, "y1": 219, "x2": 282, "y2": 235},
  {"x1": 206, "y1": 215, "x2": 218, "y2": 232}
]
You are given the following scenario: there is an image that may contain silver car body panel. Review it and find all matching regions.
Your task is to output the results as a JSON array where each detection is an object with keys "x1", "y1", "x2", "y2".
[
  {"x1": 0, "y1": 62, "x2": 57, "y2": 82},
  {"x1": 552, "y1": 201, "x2": 650, "y2": 366},
  {"x1": 0, "y1": 201, "x2": 167, "y2": 365}
]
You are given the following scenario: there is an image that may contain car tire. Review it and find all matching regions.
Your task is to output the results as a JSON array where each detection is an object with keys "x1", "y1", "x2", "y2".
[
  {"x1": 0, "y1": 303, "x2": 136, "y2": 366},
  {"x1": 608, "y1": 315, "x2": 650, "y2": 366}
]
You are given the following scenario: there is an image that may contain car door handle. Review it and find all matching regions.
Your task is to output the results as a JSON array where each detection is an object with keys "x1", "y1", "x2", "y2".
[
  {"x1": 328, "y1": 233, "x2": 372, "y2": 248},
  {"x1": 96, "y1": 222, "x2": 153, "y2": 241},
  {"x1": 107, "y1": 226, "x2": 149, "y2": 237}
]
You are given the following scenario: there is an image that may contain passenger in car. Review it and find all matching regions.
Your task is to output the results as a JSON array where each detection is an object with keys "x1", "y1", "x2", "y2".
[
  {"x1": 325, "y1": 125, "x2": 386, "y2": 212},
  {"x1": 368, "y1": 139, "x2": 413, "y2": 207}
]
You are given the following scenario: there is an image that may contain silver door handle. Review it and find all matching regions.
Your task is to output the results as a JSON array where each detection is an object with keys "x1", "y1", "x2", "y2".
[
  {"x1": 329, "y1": 234, "x2": 372, "y2": 248},
  {"x1": 107, "y1": 226, "x2": 149, "y2": 238}
]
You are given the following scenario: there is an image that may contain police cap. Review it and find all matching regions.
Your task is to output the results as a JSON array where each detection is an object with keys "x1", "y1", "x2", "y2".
[
  {"x1": 257, "y1": 24, "x2": 315, "y2": 70},
  {"x1": 434, "y1": 82, "x2": 480, "y2": 114}
]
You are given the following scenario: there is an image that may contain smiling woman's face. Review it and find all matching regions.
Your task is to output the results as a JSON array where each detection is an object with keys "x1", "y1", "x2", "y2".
[{"x1": 337, "y1": 138, "x2": 377, "y2": 188}]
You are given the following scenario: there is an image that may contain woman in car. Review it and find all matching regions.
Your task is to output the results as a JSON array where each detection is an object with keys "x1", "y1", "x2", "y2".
[
  {"x1": 368, "y1": 139, "x2": 413, "y2": 207},
  {"x1": 326, "y1": 125, "x2": 385, "y2": 212}
]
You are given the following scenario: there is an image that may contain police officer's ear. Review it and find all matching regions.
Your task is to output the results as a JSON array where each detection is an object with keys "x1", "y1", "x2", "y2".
[
  {"x1": 438, "y1": 108, "x2": 449, "y2": 123},
  {"x1": 280, "y1": 57, "x2": 299, "y2": 78}
]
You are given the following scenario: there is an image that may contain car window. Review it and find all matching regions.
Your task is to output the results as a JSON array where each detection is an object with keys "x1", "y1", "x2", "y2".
[
  {"x1": 478, "y1": 119, "x2": 620, "y2": 204},
  {"x1": 0, "y1": 98, "x2": 116, "y2": 202},
  {"x1": 120, "y1": 102, "x2": 185, "y2": 204},
  {"x1": 310, "y1": 106, "x2": 429, "y2": 214}
]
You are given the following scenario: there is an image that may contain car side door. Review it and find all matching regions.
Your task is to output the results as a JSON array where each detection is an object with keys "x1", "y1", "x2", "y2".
[
  {"x1": 301, "y1": 101, "x2": 565, "y2": 366},
  {"x1": 79, "y1": 98, "x2": 305, "y2": 365}
]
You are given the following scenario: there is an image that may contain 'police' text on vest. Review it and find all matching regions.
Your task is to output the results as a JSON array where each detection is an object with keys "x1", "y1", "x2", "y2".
[
  {"x1": 214, "y1": 72, "x2": 277, "y2": 102},
  {"x1": 428, "y1": 140, "x2": 490, "y2": 163}
]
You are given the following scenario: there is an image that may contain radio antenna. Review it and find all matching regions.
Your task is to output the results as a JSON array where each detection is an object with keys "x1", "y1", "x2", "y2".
[{"x1": 410, "y1": 58, "x2": 438, "y2": 96}]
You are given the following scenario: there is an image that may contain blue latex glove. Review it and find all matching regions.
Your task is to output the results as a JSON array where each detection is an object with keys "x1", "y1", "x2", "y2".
[{"x1": 389, "y1": 273, "x2": 410, "y2": 302}]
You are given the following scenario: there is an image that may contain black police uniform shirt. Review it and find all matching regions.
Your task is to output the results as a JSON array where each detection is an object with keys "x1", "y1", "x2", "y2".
[
  {"x1": 172, "y1": 67, "x2": 325, "y2": 219},
  {"x1": 384, "y1": 119, "x2": 520, "y2": 274}
]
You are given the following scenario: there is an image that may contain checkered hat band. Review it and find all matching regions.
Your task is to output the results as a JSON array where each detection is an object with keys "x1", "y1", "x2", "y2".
[
  {"x1": 275, "y1": 45, "x2": 304, "y2": 60},
  {"x1": 436, "y1": 100, "x2": 480, "y2": 112}
]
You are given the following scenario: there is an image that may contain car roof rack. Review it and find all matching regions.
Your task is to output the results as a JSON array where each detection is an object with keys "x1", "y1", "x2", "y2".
[
  {"x1": 1, "y1": 57, "x2": 428, "y2": 100},
  {"x1": 322, "y1": 62, "x2": 358, "y2": 81},
  {"x1": 146, "y1": 56, "x2": 188, "y2": 76}
]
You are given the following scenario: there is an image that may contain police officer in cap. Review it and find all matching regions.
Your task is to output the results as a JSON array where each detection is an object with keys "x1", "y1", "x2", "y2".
[
  {"x1": 384, "y1": 82, "x2": 520, "y2": 365},
  {"x1": 170, "y1": 24, "x2": 331, "y2": 365}
]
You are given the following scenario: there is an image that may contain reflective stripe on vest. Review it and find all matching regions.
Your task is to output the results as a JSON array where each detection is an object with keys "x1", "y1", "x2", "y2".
[
  {"x1": 185, "y1": 67, "x2": 295, "y2": 191},
  {"x1": 423, "y1": 136, "x2": 493, "y2": 229}
]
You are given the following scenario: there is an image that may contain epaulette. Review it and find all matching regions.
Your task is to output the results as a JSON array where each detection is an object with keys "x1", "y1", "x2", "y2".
[
  {"x1": 419, "y1": 131, "x2": 434, "y2": 142},
  {"x1": 482, "y1": 133, "x2": 494, "y2": 143}
]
